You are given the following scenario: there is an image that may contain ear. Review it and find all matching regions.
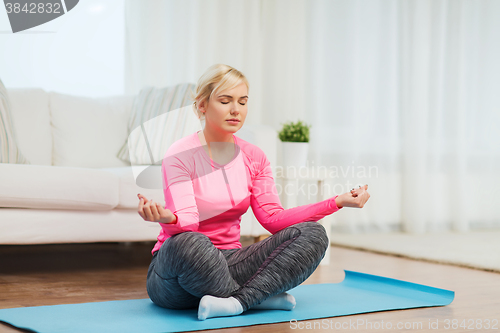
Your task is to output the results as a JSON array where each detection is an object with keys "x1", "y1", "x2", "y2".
[{"x1": 198, "y1": 99, "x2": 206, "y2": 113}]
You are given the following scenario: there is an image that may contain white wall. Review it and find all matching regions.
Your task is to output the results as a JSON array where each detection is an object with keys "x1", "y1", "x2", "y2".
[{"x1": 0, "y1": 0, "x2": 125, "y2": 97}]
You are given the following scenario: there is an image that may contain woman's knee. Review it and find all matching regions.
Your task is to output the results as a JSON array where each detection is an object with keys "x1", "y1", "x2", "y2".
[
  {"x1": 294, "y1": 222, "x2": 329, "y2": 253},
  {"x1": 161, "y1": 231, "x2": 227, "y2": 275},
  {"x1": 154, "y1": 232, "x2": 214, "y2": 275},
  {"x1": 161, "y1": 232, "x2": 211, "y2": 257},
  {"x1": 168, "y1": 231, "x2": 211, "y2": 248},
  {"x1": 147, "y1": 274, "x2": 199, "y2": 310}
]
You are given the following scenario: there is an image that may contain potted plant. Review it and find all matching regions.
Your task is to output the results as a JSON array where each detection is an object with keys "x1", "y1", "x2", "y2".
[{"x1": 278, "y1": 120, "x2": 311, "y2": 168}]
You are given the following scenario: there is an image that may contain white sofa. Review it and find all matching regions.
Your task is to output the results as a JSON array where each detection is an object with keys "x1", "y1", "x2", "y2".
[{"x1": 0, "y1": 88, "x2": 277, "y2": 244}]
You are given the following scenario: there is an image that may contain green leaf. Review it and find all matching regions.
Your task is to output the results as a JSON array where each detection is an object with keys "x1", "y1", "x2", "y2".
[{"x1": 277, "y1": 120, "x2": 312, "y2": 142}]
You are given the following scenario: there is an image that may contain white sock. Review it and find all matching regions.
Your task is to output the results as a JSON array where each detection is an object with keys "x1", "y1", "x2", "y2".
[
  {"x1": 251, "y1": 292, "x2": 296, "y2": 310},
  {"x1": 198, "y1": 295, "x2": 243, "y2": 321}
]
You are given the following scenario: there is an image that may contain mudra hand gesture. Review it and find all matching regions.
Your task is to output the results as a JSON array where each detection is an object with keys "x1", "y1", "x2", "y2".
[
  {"x1": 335, "y1": 184, "x2": 370, "y2": 208},
  {"x1": 137, "y1": 193, "x2": 176, "y2": 224}
]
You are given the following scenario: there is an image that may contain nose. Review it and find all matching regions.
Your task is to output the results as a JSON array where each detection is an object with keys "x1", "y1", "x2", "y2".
[{"x1": 230, "y1": 104, "x2": 240, "y2": 115}]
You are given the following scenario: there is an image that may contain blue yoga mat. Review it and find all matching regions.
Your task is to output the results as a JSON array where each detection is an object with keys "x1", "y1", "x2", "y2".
[{"x1": 0, "y1": 270, "x2": 454, "y2": 333}]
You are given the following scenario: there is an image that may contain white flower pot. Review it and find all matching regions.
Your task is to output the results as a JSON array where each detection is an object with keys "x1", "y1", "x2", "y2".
[{"x1": 282, "y1": 141, "x2": 309, "y2": 168}]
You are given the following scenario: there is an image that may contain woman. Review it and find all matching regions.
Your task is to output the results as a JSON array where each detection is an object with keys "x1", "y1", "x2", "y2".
[{"x1": 137, "y1": 64, "x2": 370, "y2": 321}]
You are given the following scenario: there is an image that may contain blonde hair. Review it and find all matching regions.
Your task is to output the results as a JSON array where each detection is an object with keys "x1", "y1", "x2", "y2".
[{"x1": 191, "y1": 64, "x2": 249, "y2": 121}]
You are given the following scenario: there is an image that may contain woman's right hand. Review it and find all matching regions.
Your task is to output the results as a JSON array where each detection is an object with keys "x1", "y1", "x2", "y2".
[
  {"x1": 137, "y1": 193, "x2": 177, "y2": 224},
  {"x1": 335, "y1": 184, "x2": 370, "y2": 209}
]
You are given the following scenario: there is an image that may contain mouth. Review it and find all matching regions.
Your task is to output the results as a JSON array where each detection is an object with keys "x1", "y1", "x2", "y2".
[{"x1": 226, "y1": 119, "x2": 240, "y2": 123}]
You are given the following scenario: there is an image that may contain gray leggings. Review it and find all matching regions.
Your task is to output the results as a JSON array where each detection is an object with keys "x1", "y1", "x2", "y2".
[{"x1": 146, "y1": 221, "x2": 329, "y2": 312}]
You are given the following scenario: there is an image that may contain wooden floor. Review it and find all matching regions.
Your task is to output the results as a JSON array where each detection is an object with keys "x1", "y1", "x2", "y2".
[{"x1": 1, "y1": 239, "x2": 499, "y2": 333}]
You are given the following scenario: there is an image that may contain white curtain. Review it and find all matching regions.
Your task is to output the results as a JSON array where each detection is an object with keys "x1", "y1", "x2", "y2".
[{"x1": 125, "y1": 0, "x2": 500, "y2": 234}]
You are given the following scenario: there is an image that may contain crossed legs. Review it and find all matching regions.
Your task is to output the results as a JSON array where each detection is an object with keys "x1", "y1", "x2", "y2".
[{"x1": 146, "y1": 221, "x2": 329, "y2": 320}]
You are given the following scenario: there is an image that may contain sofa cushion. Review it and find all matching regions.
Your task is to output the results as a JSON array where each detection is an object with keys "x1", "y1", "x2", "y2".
[
  {"x1": 0, "y1": 81, "x2": 31, "y2": 164},
  {"x1": 116, "y1": 83, "x2": 202, "y2": 165},
  {"x1": 50, "y1": 92, "x2": 134, "y2": 168},
  {"x1": 101, "y1": 166, "x2": 164, "y2": 209},
  {"x1": 0, "y1": 163, "x2": 119, "y2": 210},
  {"x1": 8, "y1": 88, "x2": 52, "y2": 166},
  {"x1": 0, "y1": 208, "x2": 161, "y2": 244}
]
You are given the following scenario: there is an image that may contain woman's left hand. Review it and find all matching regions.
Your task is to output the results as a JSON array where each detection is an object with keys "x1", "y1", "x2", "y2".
[{"x1": 335, "y1": 185, "x2": 370, "y2": 209}]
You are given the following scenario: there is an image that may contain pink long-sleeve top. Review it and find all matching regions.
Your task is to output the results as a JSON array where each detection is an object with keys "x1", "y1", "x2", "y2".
[{"x1": 151, "y1": 131, "x2": 342, "y2": 255}]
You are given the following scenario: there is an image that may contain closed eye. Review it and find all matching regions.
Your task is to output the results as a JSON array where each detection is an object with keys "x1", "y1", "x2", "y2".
[{"x1": 222, "y1": 102, "x2": 246, "y2": 105}]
